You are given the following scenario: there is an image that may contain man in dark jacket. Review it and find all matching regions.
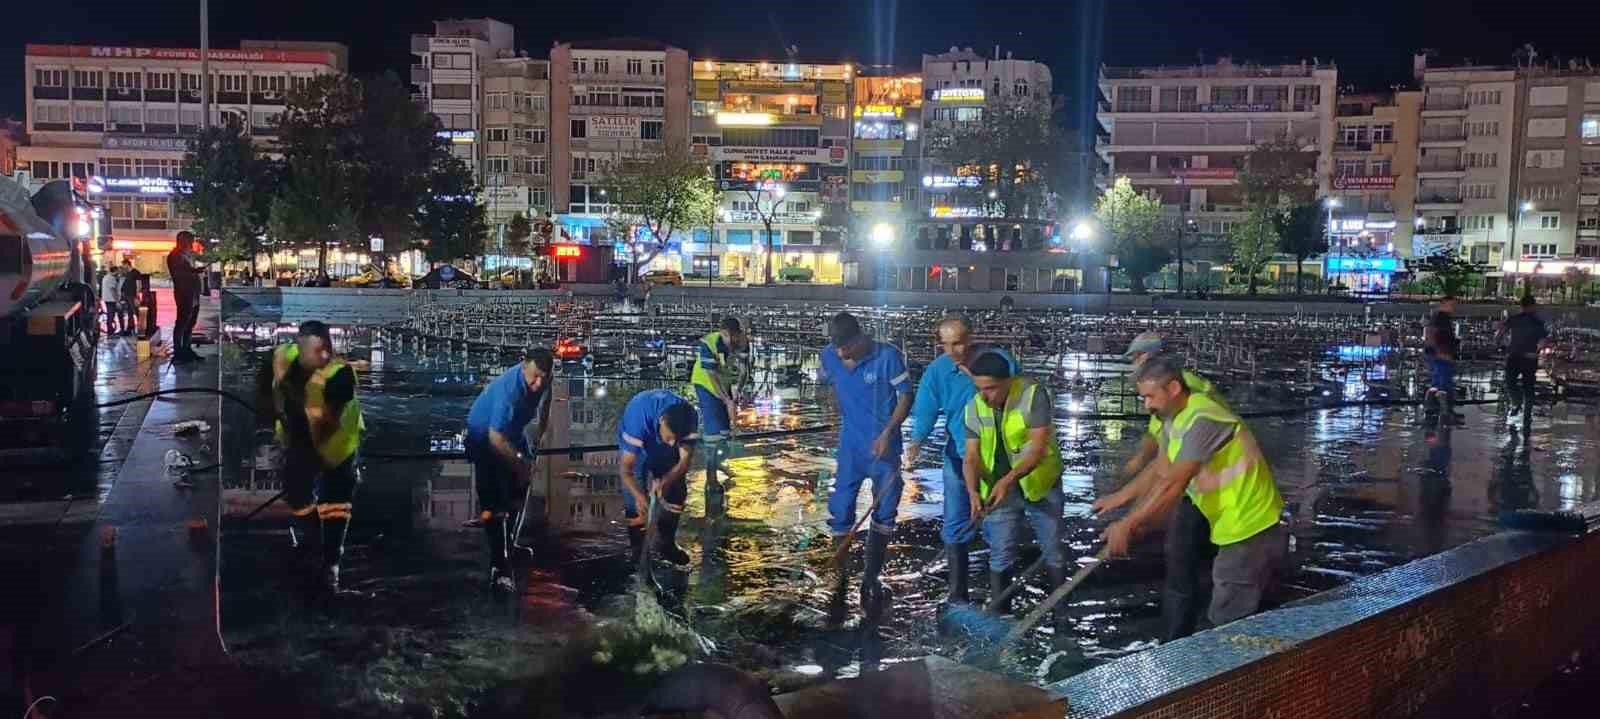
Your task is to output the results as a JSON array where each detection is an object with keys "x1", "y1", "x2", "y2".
[
  {"x1": 167, "y1": 231, "x2": 204, "y2": 363},
  {"x1": 119, "y1": 259, "x2": 141, "y2": 337},
  {"x1": 1497, "y1": 295, "x2": 1551, "y2": 427}
]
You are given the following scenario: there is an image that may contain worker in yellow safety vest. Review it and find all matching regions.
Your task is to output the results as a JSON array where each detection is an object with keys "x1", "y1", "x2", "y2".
[
  {"x1": 261, "y1": 320, "x2": 366, "y2": 594},
  {"x1": 1101, "y1": 355, "x2": 1286, "y2": 640},
  {"x1": 962, "y1": 351, "x2": 1068, "y2": 624},
  {"x1": 689, "y1": 316, "x2": 748, "y2": 483}
]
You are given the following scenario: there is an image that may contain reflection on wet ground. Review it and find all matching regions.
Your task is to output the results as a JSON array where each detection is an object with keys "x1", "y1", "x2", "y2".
[{"x1": 216, "y1": 317, "x2": 1600, "y2": 716}]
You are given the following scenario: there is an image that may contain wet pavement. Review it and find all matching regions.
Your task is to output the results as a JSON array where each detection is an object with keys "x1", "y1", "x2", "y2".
[{"x1": 207, "y1": 312, "x2": 1600, "y2": 717}]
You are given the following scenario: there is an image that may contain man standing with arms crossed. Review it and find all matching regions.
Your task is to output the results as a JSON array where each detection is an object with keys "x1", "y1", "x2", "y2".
[
  {"x1": 1101, "y1": 356, "x2": 1287, "y2": 640},
  {"x1": 166, "y1": 230, "x2": 204, "y2": 363},
  {"x1": 903, "y1": 315, "x2": 1016, "y2": 612},
  {"x1": 820, "y1": 313, "x2": 913, "y2": 625},
  {"x1": 464, "y1": 349, "x2": 554, "y2": 592}
]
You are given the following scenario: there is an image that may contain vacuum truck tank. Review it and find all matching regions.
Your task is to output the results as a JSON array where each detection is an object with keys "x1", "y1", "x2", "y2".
[{"x1": 0, "y1": 174, "x2": 98, "y2": 457}]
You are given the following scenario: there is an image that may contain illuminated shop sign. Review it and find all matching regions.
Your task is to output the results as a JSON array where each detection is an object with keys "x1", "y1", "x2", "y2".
[
  {"x1": 91, "y1": 176, "x2": 192, "y2": 195},
  {"x1": 1365, "y1": 220, "x2": 1398, "y2": 230},
  {"x1": 922, "y1": 175, "x2": 981, "y2": 189},
  {"x1": 933, "y1": 88, "x2": 985, "y2": 102},
  {"x1": 436, "y1": 129, "x2": 476, "y2": 143},
  {"x1": 1332, "y1": 175, "x2": 1397, "y2": 190},
  {"x1": 855, "y1": 104, "x2": 903, "y2": 118},
  {"x1": 929, "y1": 206, "x2": 991, "y2": 219},
  {"x1": 1326, "y1": 257, "x2": 1399, "y2": 272}
]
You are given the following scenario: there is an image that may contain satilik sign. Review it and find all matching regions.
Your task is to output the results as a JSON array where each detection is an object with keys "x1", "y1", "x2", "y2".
[{"x1": 590, "y1": 116, "x2": 641, "y2": 139}]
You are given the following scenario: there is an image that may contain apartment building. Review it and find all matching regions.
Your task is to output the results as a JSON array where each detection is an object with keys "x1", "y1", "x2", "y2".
[
  {"x1": 848, "y1": 47, "x2": 1078, "y2": 294},
  {"x1": 848, "y1": 70, "x2": 923, "y2": 266},
  {"x1": 19, "y1": 41, "x2": 347, "y2": 271},
  {"x1": 1097, "y1": 58, "x2": 1338, "y2": 270},
  {"x1": 687, "y1": 58, "x2": 852, "y2": 283},
  {"x1": 410, "y1": 19, "x2": 514, "y2": 178},
  {"x1": 1507, "y1": 67, "x2": 1600, "y2": 273},
  {"x1": 479, "y1": 56, "x2": 551, "y2": 238},
  {"x1": 549, "y1": 39, "x2": 690, "y2": 250},
  {"x1": 1328, "y1": 90, "x2": 1420, "y2": 292},
  {"x1": 1412, "y1": 58, "x2": 1518, "y2": 275}
]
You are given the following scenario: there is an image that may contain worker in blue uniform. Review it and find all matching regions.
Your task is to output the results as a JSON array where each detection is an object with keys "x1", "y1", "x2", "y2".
[
  {"x1": 617, "y1": 389, "x2": 700, "y2": 571},
  {"x1": 903, "y1": 315, "x2": 1017, "y2": 612},
  {"x1": 690, "y1": 316, "x2": 748, "y2": 484},
  {"x1": 819, "y1": 312, "x2": 914, "y2": 625},
  {"x1": 464, "y1": 348, "x2": 554, "y2": 592}
]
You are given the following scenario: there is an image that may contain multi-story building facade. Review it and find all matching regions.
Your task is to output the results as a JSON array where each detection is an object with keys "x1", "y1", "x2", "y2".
[
  {"x1": 848, "y1": 69, "x2": 923, "y2": 264},
  {"x1": 479, "y1": 56, "x2": 551, "y2": 242},
  {"x1": 1507, "y1": 67, "x2": 1600, "y2": 274},
  {"x1": 19, "y1": 41, "x2": 346, "y2": 271},
  {"x1": 1327, "y1": 90, "x2": 1420, "y2": 292},
  {"x1": 549, "y1": 39, "x2": 690, "y2": 255},
  {"x1": 1097, "y1": 59, "x2": 1338, "y2": 276},
  {"x1": 1412, "y1": 59, "x2": 1518, "y2": 276},
  {"x1": 410, "y1": 19, "x2": 514, "y2": 180},
  {"x1": 847, "y1": 47, "x2": 1078, "y2": 294},
  {"x1": 690, "y1": 58, "x2": 852, "y2": 284}
]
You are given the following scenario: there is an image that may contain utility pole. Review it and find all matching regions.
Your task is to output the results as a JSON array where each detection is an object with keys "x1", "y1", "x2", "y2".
[
  {"x1": 200, "y1": 0, "x2": 210, "y2": 131},
  {"x1": 1176, "y1": 175, "x2": 1186, "y2": 294}
]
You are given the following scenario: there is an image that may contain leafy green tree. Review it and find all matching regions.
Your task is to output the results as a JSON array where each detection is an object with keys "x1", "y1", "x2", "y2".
[
  {"x1": 271, "y1": 74, "x2": 363, "y2": 276},
  {"x1": 597, "y1": 143, "x2": 720, "y2": 282},
  {"x1": 1229, "y1": 209, "x2": 1280, "y2": 295},
  {"x1": 502, "y1": 214, "x2": 534, "y2": 286},
  {"x1": 928, "y1": 96, "x2": 1061, "y2": 222},
  {"x1": 1095, "y1": 177, "x2": 1170, "y2": 294},
  {"x1": 179, "y1": 118, "x2": 273, "y2": 270},
  {"x1": 1272, "y1": 201, "x2": 1329, "y2": 295},
  {"x1": 349, "y1": 72, "x2": 447, "y2": 253},
  {"x1": 416, "y1": 152, "x2": 487, "y2": 266},
  {"x1": 1237, "y1": 134, "x2": 1318, "y2": 209}
]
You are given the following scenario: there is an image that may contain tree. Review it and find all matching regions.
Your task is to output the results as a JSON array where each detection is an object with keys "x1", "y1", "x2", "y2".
[
  {"x1": 1237, "y1": 134, "x2": 1318, "y2": 210},
  {"x1": 1273, "y1": 201, "x2": 1329, "y2": 295},
  {"x1": 1229, "y1": 209, "x2": 1279, "y2": 295},
  {"x1": 179, "y1": 118, "x2": 273, "y2": 271},
  {"x1": 929, "y1": 96, "x2": 1062, "y2": 222},
  {"x1": 416, "y1": 152, "x2": 487, "y2": 266},
  {"x1": 1095, "y1": 177, "x2": 1170, "y2": 294},
  {"x1": 349, "y1": 72, "x2": 449, "y2": 257},
  {"x1": 271, "y1": 74, "x2": 364, "y2": 276},
  {"x1": 502, "y1": 214, "x2": 534, "y2": 286},
  {"x1": 1562, "y1": 265, "x2": 1591, "y2": 304},
  {"x1": 597, "y1": 143, "x2": 719, "y2": 283}
]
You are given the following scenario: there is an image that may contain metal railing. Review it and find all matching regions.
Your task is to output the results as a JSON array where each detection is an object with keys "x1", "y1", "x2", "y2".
[{"x1": 1423, "y1": 97, "x2": 1468, "y2": 111}]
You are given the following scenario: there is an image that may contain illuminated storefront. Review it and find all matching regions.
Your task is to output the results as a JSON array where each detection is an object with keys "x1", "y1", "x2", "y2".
[{"x1": 1325, "y1": 255, "x2": 1399, "y2": 294}]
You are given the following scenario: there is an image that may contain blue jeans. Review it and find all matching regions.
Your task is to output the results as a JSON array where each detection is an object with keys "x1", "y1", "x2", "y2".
[
  {"x1": 829, "y1": 444, "x2": 902, "y2": 536},
  {"x1": 940, "y1": 443, "x2": 979, "y2": 545},
  {"x1": 695, "y1": 386, "x2": 731, "y2": 441},
  {"x1": 981, "y1": 481, "x2": 1065, "y2": 573},
  {"x1": 1429, "y1": 357, "x2": 1456, "y2": 395}
]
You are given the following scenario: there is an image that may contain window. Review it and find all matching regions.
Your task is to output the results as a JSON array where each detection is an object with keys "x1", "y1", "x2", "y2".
[
  {"x1": 1114, "y1": 86, "x2": 1151, "y2": 112},
  {"x1": 1337, "y1": 159, "x2": 1364, "y2": 176},
  {"x1": 149, "y1": 108, "x2": 178, "y2": 125},
  {"x1": 35, "y1": 68, "x2": 66, "y2": 87},
  {"x1": 1584, "y1": 115, "x2": 1600, "y2": 142},
  {"x1": 651, "y1": 60, "x2": 664, "y2": 76},
  {"x1": 1212, "y1": 85, "x2": 1249, "y2": 105},
  {"x1": 29, "y1": 161, "x2": 58, "y2": 179},
  {"x1": 252, "y1": 75, "x2": 286, "y2": 94},
  {"x1": 1527, "y1": 150, "x2": 1566, "y2": 169},
  {"x1": 99, "y1": 157, "x2": 133, "y2": 178},
  {"x1": 486, "y1": 92, "x2": 508, "y2": 110},
  {"x1": 1539, "y1": 214, "x2": 1561, "y2": 230},
  {"x1": 530, "y1": 187, "x2": 547, "y2": 209},
  {"x1": 1370, "y1": 159, "x2": 1392, "y2": 176},
  {"x1": 138, "y1": 200, "x2": 171, "y2": 221},
  {"x1": 1528, "y1": 118, "x2": 1566, "y2": 138},
  {"x1": 1014, "y1": 79, "x2": 1029, "y2": 97},
  {"x1": 531, "y1": 157, "x2": 547, "y2": 176},
  {"x1": 72, "y1": 104, "x2": 104, "y2": 125},
  {"x1": 570, "y1": 119, "x2": 587, "y2": 138},
  {"x1": 1524, "y1": 184, "x2": 1563, "y2": 202},
  {"x1": 572, "y1": 59, "x2": 588, "y2": 74},
  {"x1": 136, "y1": 158, "x2": 179, "y2": 177},
  {"x1": 992, "y1": 77, "x2": 1001, "y2": 97},
  {"x1": 1462, "y1": 215, "x2": 1495, "y2": 232},
  {"x1": 146, "y1": 72, "x2": 176, "y2": 91},
  {"x1": 1521, "y1": 242, "x2": 1557, "y2": 258},
  {"x1": 1465, "y1": 182, "x2": 1497, "y2": 200},
  {"x1": 641, "y1": 120, "x2": 663, "y2": 140},
  {"x1": 180, "y1": 108, "x2": 201, "y2": 127},
  {"x1": 1158, "y1": 86, "x2": 1198, "y2": 112},
  {"x1": 432, "y1": 83, "x2": 472, "y2": 100},
  {"x1": 521, "y1": 127, "x2": 547, "y2": 143},
  {"x1": 1580, "y1": 244, "x2": 1600, "y2": 259},
  {"x1": 787, "y1": 201, "x2": 811, "y2": 214},
  {"x1": 108, "y1": 71, "x2": 140, "y2": 90},
  {"x1": 720, "y1": 127, "x2": 819, "y2": 147},
  {"x1": 1293, "y1": 85, "x2": 1321, "y2": 107},
  {"x1": 290, "y1": 75, "x2": 312, "y2": 93},
  {"x1": 432, "y1": 53, "x2": 472, "y2": 70},
  {"x1": 1371, "y1": 124, "x2": 1394, "y2": 143},
  {"x1": 692, "y1": 100, "x2": 718, "y2": 117},
  {"x1": 1340, "y1": 125, "x2": 1368, "y2": 144},
  {"x1": 513, "y1": 156, "x2": 535, "y2": 175},
  {"x1": 1256, "y1": 85, "x2": 1286, "y2": 107},
  {"x1": 1470, "y1": 120, "x2": 1501, "y2": 137},
  {"x1": 853, "y1": 156, "x2": 904, "y2": 171},
  {"x1": 485, "y1": 127, "x2": 510, "y2": 142},
  {"x1": 594, "y1": 59, "x2": 610, "y2": 75},
  {"x1": 1465, "y1": 152, "x2": 1497, "y2": 168},
  {"x1": 571, "y1": 156, "x2": 597, "y2": 178},
  {"x1": 64, "y1": 162, "x2": 93, "y2": 178},
  {"x1": 108, "y1": 104, "x2": 141, "y2": 125},
  {"x1": 485, "y1": 156, "x2": 511, "y2": 174},
  {"x1": 1530, "y1": 86, "x2": 1568, "y2": 106},
  {"x1": 692, "y1": 134, "x2": 721, "y2": 146},
  {"x1": 72, "y1": 70, "x2": 101, "y2": 88},
  {"x1": 627, "y1": 58, "x2": 642, "y2": 75},
  {"x1": 219, "y1": 74, "x2": 246, "y2": 93}
]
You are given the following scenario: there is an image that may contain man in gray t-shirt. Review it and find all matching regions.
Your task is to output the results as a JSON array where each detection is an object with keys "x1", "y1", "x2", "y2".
[{"x1": 1165, "y1": 415, "x2": 1235, "y2": 465}]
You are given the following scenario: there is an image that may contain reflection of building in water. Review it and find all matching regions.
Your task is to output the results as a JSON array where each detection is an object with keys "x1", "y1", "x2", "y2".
[
  {"x1": 538, "y1": 378, "x2": 627, "y2": 532},
  {"x1": 419, "y1": 459, "x2": 478, "y2": 530}
]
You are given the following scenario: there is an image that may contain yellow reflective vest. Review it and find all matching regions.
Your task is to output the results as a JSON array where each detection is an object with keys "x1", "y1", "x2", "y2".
[
  {"x1": 689, "y1": 331, "x2": 737, "y2": 398},
  {"x1": 963, "y1": 377, "x2": 1063, "y2": 503},
  {"x1": 1165, "y1": 392, "x2": 1283, "y2": 546},
  {"x1": 1146, "y1": 368, "x2": 1225, "y2": 437},
  {"x1": 273, "y1": 344, "x2": 365, "y2": 467}
]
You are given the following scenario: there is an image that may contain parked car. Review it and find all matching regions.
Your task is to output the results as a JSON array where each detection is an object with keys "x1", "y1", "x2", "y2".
[
  {"x1": 641, "y1": 269, "x2": 684, "y2": 286},
  {"x1": 778, "y1": 265, "x2": 815, "y2": 283},
  {"x1": 345, "y1": 267, "x2": 409, "y2": 288}
]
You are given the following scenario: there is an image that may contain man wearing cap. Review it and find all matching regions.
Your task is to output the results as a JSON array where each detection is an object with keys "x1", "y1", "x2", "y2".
[
  {"x1": 903, "y1": 315, "x2": 1017, "y2": 611},
  {"x1": 820, "y1": 312, "x2": 914, "y2": 625},
  {"x1": 1094, "y1": 331, "x2": 1225, "y2": 518},
  {"x1": 1496, "y1": 295, "x2": 1551, "y2": 428}
]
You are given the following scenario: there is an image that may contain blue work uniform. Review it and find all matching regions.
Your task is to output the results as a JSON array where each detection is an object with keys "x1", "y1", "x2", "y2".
[
  {"x1": 617, "y1": 389, "x2": 699, "y2": 517},
  {"x1": 819, "y1": 341, "x2": 913, "y2": 536},
  {"x1": 463, "y1": 365, "x2": 548, "y2": 513},
  {"x1": 908, "y1": 346, "x2": 1018, "y2": 545}
]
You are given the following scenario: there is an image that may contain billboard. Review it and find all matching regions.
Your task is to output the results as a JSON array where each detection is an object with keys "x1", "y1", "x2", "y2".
[
  {"x1": 1172, "y1": 167, "x2": 1237, "y2": 179},
  {"x1": 26, "y1": 43, "x2": 335, "y2": 66},
  {"x1": 1333, "y1": 175, "x2": 1397, "y2": 190},
  {"x1": 712, "y1": 146, "x2": 845, "y2": 165},
  {"x1": 590, "y1": 116, "x2": 641, "y2": 139}
]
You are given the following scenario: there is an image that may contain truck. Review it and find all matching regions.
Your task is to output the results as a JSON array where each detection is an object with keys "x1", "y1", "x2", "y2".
[{"x1": 0, "y1": 175, "x2": 100, "y2": 457}]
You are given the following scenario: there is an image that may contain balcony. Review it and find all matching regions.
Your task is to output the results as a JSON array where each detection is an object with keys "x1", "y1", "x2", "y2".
[
  {"x1": 410, "y1": 35, "x2": 431, "y2": 54},
  {"x1": 1582, "y1": 163, "x2": 1600, "y2": 179},
  {"x1": 1419, "y1": 127, "x2": 1467, "y2": 143},
  {"x1": 1334, "y1": 141, "x2": 1373, "y2": 152},
  {"x1": 32, "y1": 86, "x2": 69, "y2": 100},
  {"x1": 1422, "y1": 96, "x2": 1468, "y2": 112},
  {"x1": 411, "y1": 65, "x2": 431, "y2": 85},
  {"x1": 71, "y1": 87, "x2": 103, "y2": 101},
  {"x1": 570, "y1": 104, "x2": 665, "y2": 117},
  {"x1": 573, "y1": 69, "x2": 660, "y2": 84},
  {"x1": 1416, "y1": 192, "x2": 1464, "y2": 205},
  {"x1": 1416, "y1": 159, "x2": 1466, "y2": 173}
]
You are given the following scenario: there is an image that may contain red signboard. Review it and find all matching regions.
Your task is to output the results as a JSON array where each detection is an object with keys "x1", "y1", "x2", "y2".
[
  {"x1": 1171, "y1": 167, "x2": 1237, "y2": 179},
  {"x1": 553, "y1": 245, "x2": 582, "y2": 258},
  {"x1": 26, "y1": 44, "x2": 336, "y2": 66},
  {"x1": 1333, "y1": 175, "x2": 1397, "y2": 190}
]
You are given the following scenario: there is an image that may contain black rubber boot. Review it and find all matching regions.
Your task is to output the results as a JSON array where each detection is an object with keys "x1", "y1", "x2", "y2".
[
  {"x1": 654, "y1": 511, "x2": 691, "y2": 567},
  {"x1": 946, "y1": 542, "x2": 970, "y2": 605},
  {"x1": 290, "y1": 512, "x2": 321, "y2": 572},
  {"x1": 484, "y1": 517, "x2": 513, "y2": 592},
  {"x1": 506, "y1": 510, "x2": 534, "y2": 559},
  {"x1": 1048, "y1": 563, "x2": 1071, "y2": 632},
  {"x1": 988, "y1": 569, "x2": 1015, "y2": 616},
  {"x1": 627, "y1": 525, "x2": 647, "y2": 565},
  {"x1": 321, "y1": 515, "x2": 350, "y2": 593},
  {"x1": 825, "y1": 536, "x2": 850, "y2": 629},
  {"x1": 861, "y1": 531, "x2": 891, "y2": 624}
]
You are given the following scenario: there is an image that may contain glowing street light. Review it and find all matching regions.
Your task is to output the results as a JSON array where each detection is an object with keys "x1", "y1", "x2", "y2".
[
  {"x1": 1070, "y1": 220, "x2": 1094, "y2": 243},
  {"x1": 870, "y1": 222, "x2": 896, "y2": 248}
]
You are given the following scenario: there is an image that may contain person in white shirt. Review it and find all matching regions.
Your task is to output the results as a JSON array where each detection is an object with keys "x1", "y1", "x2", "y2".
[{"x1": 99, "y1": 267, "x2": 122, "y2": 335}]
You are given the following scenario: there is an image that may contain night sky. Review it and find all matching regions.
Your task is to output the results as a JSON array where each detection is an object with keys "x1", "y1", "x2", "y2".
[{"x1": 4, "y1": 1, "x2": 1600, "y2": 121}]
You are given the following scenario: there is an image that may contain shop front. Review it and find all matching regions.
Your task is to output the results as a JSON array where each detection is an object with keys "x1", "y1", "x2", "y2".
[{"x1": 1326, "y1": 255, "x2": 1399, "y2": 294}]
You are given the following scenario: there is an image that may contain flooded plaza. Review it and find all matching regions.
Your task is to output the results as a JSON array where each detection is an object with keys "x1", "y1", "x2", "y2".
[{"x1": 213, "y1": 298, "x2": 1600, "y2": 717}]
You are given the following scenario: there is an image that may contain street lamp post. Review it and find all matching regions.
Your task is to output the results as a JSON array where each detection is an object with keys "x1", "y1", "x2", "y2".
[
  {"x1": 1176, "y1": 176, "x2": 1186, "y2": 295},
  {"x1": 1509, "y1": 201, "x2": 1533, "y2": 296},
  {"x1": 1325, "y1": 197, "x2": 1341, "y2": 295}
]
